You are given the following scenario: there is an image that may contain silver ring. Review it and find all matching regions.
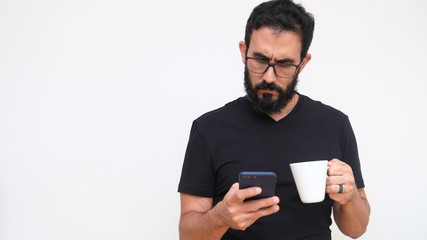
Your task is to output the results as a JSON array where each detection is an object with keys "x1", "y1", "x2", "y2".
[{"x1": 338, "y1": 184, "x2": 344, "y2": 193}]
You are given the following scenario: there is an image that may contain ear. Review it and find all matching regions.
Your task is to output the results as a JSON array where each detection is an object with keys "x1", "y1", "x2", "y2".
[
  {"x1": 238, "y1": 41, "x2": 247, "y2": 64},
  {"x1": 298, "y1": 53, "x2": 312, "y2": 73}
]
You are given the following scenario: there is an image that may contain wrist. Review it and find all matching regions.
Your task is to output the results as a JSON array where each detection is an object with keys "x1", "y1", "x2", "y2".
[
  {"x1": 341, "y1": 187, "x2": 361, "y2": 207},
  {"x1": 211, "y1": 201, "x2": 230, "y2": 229}
]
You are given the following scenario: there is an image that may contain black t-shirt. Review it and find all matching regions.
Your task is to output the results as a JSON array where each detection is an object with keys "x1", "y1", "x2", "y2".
[{"x1": 178, "y1": 94, "x2": 365, "y2": 240}]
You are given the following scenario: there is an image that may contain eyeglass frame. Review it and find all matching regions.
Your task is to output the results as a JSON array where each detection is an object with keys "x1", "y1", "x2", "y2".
[{"x1": 244, "y1": 56, "x2": 304, "y2": 79}]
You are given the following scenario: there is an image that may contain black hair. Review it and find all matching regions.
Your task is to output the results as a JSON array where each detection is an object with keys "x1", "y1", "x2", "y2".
[{"x1": 244, "y1": 0, "x2": 315, "y2": 60}]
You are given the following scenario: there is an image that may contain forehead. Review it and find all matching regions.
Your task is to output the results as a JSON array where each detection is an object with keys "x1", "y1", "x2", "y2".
[{"x1": 248, "y1": 26, "x2": 302, "y2": 60}]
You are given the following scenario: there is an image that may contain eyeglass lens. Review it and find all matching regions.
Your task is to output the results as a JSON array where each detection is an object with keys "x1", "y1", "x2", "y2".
[{"x1": 247, "y1": 58, "x2": 297, "y2": 78}]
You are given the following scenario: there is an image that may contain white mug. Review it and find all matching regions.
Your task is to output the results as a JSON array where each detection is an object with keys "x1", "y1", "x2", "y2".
[{"x1": 289, "y1": 160, "x2": 328, "y2": 203}]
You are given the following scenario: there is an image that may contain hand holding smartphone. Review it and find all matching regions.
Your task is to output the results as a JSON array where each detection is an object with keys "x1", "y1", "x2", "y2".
[{"x1": 239, "y1": 171, "x2": 277, "y2": 201}]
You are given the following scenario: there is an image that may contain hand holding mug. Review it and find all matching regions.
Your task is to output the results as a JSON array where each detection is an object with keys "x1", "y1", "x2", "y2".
[{"x1": 326, "y1": 158, "x2": 358, "y2": 205}]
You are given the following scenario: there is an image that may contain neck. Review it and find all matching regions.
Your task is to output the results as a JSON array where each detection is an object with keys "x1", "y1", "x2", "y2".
[{"x1": 269, "y1": 93, "x2": 299, "y2": 122}]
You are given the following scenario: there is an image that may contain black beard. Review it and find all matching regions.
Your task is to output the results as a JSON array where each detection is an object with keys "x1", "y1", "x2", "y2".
[{"x1": 244, "y1": 68, "x2": 298, "y2": 115}]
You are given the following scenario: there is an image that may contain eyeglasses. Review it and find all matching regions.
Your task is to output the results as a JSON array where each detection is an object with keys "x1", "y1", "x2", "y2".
[{"x1": 245, "y1": 56, "x2": 303, "y2": 78}]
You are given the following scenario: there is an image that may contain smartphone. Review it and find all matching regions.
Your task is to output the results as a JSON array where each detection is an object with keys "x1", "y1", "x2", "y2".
[{"x1": 239, "y1": 171, "x2": 277, "y2": 201}]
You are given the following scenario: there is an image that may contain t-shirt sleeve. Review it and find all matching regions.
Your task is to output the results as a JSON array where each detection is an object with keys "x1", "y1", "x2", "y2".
[
  {"x1": 342, "y1": 117, "x2": 365, "y2": 188},
  {"x1": 178, "y1": 121, "x2": 216, "y2": 197}
]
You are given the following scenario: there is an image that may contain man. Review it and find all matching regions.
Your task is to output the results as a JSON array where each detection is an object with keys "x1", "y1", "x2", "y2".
[{"x1": 178, "y1": 0, "x2": 370, "y2": 239}]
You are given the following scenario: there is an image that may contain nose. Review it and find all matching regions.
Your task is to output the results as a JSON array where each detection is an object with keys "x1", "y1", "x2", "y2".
[{"x1": 263, "y1": 66, "x2": 277, "y2": 83}]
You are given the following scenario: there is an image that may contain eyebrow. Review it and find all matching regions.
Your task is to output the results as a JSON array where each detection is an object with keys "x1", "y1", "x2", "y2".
[
  {"x1": 253, "y1": 52, "x2": 270, "y2": 60},
  {"x1": 252, "y1": 52, "x2": 295, "y2": 63}
]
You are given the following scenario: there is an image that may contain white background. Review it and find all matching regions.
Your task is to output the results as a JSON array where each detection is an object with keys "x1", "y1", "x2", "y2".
[{"x1": 0, "y1": 0, "x2": 426, "y2": 239}]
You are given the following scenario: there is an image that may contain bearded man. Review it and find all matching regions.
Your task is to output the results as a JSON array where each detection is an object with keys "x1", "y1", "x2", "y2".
[{"x1": 178, "y1": 1, "x2": 370, "y2": 239}]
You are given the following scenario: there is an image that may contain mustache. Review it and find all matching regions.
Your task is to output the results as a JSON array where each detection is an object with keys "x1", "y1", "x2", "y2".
[{"x1": 254, "y1": 81, "x2": 283, "y2": 92}]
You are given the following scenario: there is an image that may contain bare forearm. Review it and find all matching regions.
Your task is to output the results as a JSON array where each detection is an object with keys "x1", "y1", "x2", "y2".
[
  {"x1": 179, "y1": 205, "x2": 229, "y2": 240},
  {"x1": 334, "y1": 191, "x2": 370, "y2": 239}
]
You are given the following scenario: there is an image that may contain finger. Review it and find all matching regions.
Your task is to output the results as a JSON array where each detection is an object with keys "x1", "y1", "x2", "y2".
[
  {"x1": 235, "y1": 185, "x2": 262, "y2": 202},
  {"x1": 326, "y1": 184, "x2": 345, "y2": 194},
  {"x1": 254, "y1": 204, "x2": 280, "y2": 219},
  {"x1": 328, "y1": 166, "x2": 343, "y2": 176},
  {"x1": 244, "y1": 196, "x2": 280, "y2": 212},
  {"x1": 327, "y1": 163, "x2": 350, "y2": 176},
  {"x1": 224, "y1": 183, "x2": 244, "y2": 203},
  {"x1": 326, "y1": 176, "x2": 344, "y2": 186},
  {"x1": 327, "y1": 158, "x2": 344, "y2": 166},
  {"x1": 327, "y1": 160, "x2": 340, "y2": 175},
  {"x1": 326, "y1": 185, "x2": 340, "y2": 194},
  {"x1": 229, "y1": 182, "x2": 240, "y2": 191}
]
